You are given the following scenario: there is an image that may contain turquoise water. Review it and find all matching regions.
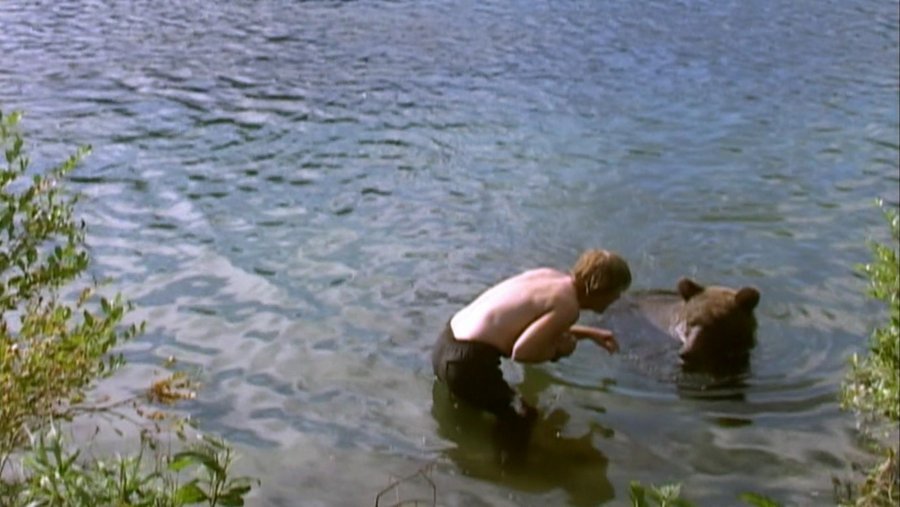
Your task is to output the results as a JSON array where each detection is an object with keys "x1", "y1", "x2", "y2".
[{"x1": 1, "y1": 0, "x2": 898, "y2": 505}]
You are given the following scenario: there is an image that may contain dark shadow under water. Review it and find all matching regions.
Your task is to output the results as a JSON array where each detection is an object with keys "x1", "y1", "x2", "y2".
[{"x1": 431, "y1": 381, "x2": 614, "y2": 507}]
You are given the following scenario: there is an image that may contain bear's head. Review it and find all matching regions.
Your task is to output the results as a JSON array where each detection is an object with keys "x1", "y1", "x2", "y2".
[{"x1": 672, "y1": 278, "x2": 760, "y2": 373}]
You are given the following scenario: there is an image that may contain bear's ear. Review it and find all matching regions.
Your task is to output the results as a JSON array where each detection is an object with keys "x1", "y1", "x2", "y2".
[
  {"x1": 735, "y1": 287, "x2": 760, "y2": 311},
  {"x1": 677, "y1": 278, "x2": 704, "y2": 300}
]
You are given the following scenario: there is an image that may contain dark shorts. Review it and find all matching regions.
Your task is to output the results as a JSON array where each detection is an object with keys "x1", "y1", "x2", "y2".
[{"x1": 431, "y1": 321, "x2": 517, "y2": 419}]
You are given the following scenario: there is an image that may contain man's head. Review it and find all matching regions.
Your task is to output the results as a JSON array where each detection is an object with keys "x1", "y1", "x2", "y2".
[{"x1": 571, "y1": 249, "x2": 632, "y2": 312}]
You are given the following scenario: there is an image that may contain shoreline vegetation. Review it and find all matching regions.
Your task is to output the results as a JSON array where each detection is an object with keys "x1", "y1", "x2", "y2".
[
  {"x1": 2, "y1": 108, "x2": 897, "y2": 505},
  {"x1": 837, "y1": 203, "x2": 899, "y2": 506},
  {"x1": 0, "y1": 109, "x2": 255, "y2": 506}
]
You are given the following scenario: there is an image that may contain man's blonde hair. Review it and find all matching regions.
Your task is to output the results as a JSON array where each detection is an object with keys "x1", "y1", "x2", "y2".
[{"x1": 571, "y1": 249, "x2": 632, "y2": 298}]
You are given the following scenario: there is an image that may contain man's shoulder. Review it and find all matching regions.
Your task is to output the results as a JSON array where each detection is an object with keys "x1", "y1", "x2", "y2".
[
  {"x1": 519, "y1": 267, "x2": 567, "y2": 279},
  {"x1": 512, "y1": 268, "x2": 575, "y2": 300}
]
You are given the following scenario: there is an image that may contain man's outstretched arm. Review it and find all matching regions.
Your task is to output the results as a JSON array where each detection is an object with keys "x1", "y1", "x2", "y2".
[{"x1": 568, "y1": 325, "x2": 619, "y2": 354}]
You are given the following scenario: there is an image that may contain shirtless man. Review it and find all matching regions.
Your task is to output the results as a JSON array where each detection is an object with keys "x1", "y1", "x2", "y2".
[{"x1": 432, "y1": 249, "x2": 632, "y2": 437}]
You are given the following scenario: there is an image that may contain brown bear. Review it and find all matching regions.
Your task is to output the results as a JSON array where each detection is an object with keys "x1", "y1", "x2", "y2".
[{"x1": 601, "y1": 277, "x2": 761, "y2": 376}]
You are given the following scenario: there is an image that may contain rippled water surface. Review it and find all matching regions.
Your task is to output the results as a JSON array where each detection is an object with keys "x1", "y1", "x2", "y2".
[{"x1": 2, "y1": 0, "x2": 898, "y2": 505}]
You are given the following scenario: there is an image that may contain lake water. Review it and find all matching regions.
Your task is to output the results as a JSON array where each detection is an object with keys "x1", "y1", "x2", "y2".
[{"x1": 1, "y1": 0, "x2": 898, "y2": 505}]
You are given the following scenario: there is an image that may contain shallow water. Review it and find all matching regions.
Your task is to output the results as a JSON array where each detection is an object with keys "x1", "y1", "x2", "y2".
[{"x1": 1, "y1": 0, "x2": 898, "y2": 505}]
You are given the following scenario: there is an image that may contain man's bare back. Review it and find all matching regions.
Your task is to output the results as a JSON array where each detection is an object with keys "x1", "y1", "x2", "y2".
[{"x1": 450, "y1": 268, "x2": 620, "y2": 363}]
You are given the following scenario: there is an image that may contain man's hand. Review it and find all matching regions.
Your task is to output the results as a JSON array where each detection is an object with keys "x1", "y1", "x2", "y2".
[
  {"x1": 568, "y1": 325, "x2": 620, "y2": 354},
  {"x1": 591, "y1": 329, "x2": 619, "y2": 354},
  {"x1": 551, "y1": 333, "x2": 578, "y2": 362}
]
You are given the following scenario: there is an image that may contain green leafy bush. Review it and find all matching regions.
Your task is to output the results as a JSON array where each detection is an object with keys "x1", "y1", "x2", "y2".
[
  {"x1": 839, "y1": 202, "x2": 899, "y2": 507},
  {"x1": 630, "y1": 481, "x2": 695, "y2": 507},
  {"x1": 629, "y1": 481, "x2": 781, "y2": 507},
  {"x1": 0, "y1": 109, "x2": 141, "y2": 462},
  {"x1": 0, "y1": 109, "x2": 255, "y2": 505},
  {"x1": 11, "y1": 426, "x2": 255, "y2": 507},
  {"x1": 843, "y1": 203, "x2": 900, "y2": 423}
]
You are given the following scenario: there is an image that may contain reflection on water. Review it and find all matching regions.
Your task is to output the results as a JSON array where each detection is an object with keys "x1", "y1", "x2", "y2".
[
  {"x1": 1, "y1": 0, "x2": 898, "y2": 504},
  {"x1": 432, "y1": 381, "x2": 614, "y2": 507}
]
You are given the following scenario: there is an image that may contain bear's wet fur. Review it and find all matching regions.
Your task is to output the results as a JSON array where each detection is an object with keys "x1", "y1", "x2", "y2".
[{"x1": 604, "y1": 277, "x2": 760, "y2": 376}]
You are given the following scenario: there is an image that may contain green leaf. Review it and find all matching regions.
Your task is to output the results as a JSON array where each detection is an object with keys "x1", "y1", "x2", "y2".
[
  {"x1": 174, "y1": 481, "x2": 208, "y2": 504},
  {"x1": 218, "y1": 492, "x2": 247, "y2": 507},
  {"x1": 168, "y1": 453, "x2": 200, "y2": 472},
  {"x1": 170, "y1": 450, "x2": 224, "y2": 477},
  {"x1": 739, "y1": 492, "x2": 782, "y2": 507},
  {"x1": 630, "y1": 481, "x2": 649, "y2": 507}
]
